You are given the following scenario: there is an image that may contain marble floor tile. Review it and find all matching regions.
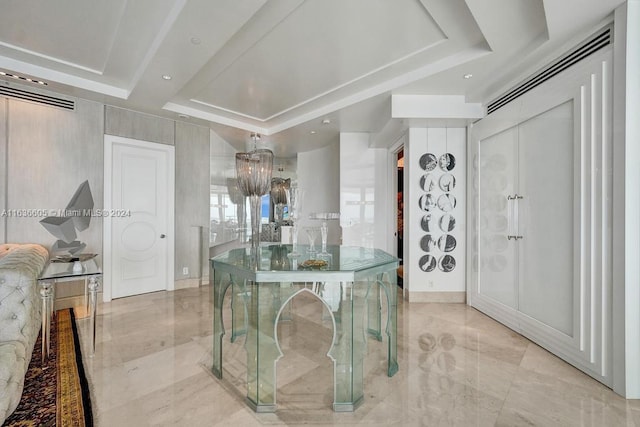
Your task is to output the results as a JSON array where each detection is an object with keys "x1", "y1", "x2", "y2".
[{"x1": 77, "y1": 286, "x2": 640, "y2": 426}]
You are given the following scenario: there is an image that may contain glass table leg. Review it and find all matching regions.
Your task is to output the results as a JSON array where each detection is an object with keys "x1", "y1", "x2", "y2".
[
  {"x1": 246, "y1": 281, "x2": 280, "y2": 412},
  {"x1": 330, "y1": 281, "x2": 366, "y2": 412},
  {"x1": 212, "y1": 270, "x2": 232, "y2": 379},
  {"x1": 230, "y1": 276, "x2": 248, "y2": 343},
  {"x1": 377, "y1": 270, "x2": 399, "y2": 377},
  {"x1": 88, "y1": 276, "x2": 99, "y2": 357},
  {"x1": 366, "y1": 280, "x2": 383, "y2": 341},
  {"x1": 39, "y1": 281, "x2": 53, "y2": 365}
]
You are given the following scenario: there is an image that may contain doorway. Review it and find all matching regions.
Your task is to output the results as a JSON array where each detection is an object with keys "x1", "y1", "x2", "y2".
[{"x1": 103, "y1": 135, "x2": 175, "y2": 301}]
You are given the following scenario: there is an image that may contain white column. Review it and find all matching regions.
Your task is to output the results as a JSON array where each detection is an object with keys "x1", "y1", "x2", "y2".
[{"x1": 613, "y1": 0, "x2": 640, "y2": 398}]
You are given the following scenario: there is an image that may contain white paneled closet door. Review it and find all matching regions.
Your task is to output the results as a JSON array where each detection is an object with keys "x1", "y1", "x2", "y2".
[
  {"x1": 517, "y1": 101, "x2": 575, "y2": 337},
  {"x1": 477, "y1": 126, "x2": 518, "y2": 311},
  {"x1": 468, "y1": 48, "x2": 612, "y2": 386}
]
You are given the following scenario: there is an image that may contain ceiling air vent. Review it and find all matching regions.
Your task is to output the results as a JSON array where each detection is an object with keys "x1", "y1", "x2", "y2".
[
  {"x1": 487, "y1": 25, "x2": 612, "y2": 115},
  {"x1": 0, "y1": 81, "x2": 75, "y2": 111}
]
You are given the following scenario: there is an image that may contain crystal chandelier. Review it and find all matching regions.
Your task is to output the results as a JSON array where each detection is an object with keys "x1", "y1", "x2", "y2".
[{"x1": 235, "y1": 133, "x2": 274, "y2": 248}]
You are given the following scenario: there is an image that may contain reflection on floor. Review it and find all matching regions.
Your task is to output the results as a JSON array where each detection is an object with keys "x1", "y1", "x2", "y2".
[{"x1": 76, "y1": 286, "x2": 640, "y2": 426}]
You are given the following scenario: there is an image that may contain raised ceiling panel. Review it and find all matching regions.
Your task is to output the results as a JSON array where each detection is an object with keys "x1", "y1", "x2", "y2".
[
  {"x1": 128, "y1": 0, "x2": 267, "y2": 106},
  {"x1": 0, "y1": 0, "x2": 128, "y2": 73},
  {"x1": 192, "y1": 0, "x2": 445, "y2": 120},
  {"x1": 103, "y1": 0, "x2": 190, "y2": 86}
]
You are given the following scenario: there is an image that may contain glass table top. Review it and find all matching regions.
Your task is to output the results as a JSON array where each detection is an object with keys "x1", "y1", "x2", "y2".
[
  {"x1": 211, "y1": 244, "x2": 398, "y2": 282},
  {"x1": 39, "y1": 257, "x2": 101, "y2": 280}
]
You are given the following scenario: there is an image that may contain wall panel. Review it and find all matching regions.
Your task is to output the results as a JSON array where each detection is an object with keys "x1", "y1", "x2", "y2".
[
  {"x1": 175, "y1": 121, "x2": 209, "y2": 282},
  {"x1": 297, "y1": 140, "x2": 341, "y2": 244},
  {"x1": 339, "y1": 133, "x2": 389, "y2": 250},
  {"x1": 406, "y1": 127, "x2": 466, "y2": 302},
  {"x1": 105, "y1": 105, "x2": 174, "y2": 146},
  {"x1": 6, "y1": 98, "x2": 104, "y2": 256}
]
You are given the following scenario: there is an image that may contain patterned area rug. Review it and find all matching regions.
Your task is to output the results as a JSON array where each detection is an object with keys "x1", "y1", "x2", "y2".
[{"x1": 2, "y1": 309, "x2": 93, "y2": 426}]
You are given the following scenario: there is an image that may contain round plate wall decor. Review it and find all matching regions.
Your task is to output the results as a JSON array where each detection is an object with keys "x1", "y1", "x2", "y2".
[
  {"x1": 439, "y1": 214, "x2": 455, "y2": 232},
  {"x1": 420, "y1": 234, "x2": 437, "y2": 252},
  {"x1": 421, "y1": 214, "x2": 435, "y2": 232},
  {"x1": 419, "y1": 193, "x2": 436, "y2": 211},
  {"x1": 438, "y1": 235, "x2": 457, "y2": 252},
  {"x1": 439, "y1": 174, "x2": 456, "y2": 191},
  {"x1": 439, "y1": 153, "x2": 456, "y2": 171},
  {"x1": 419, "y1": 153, "x2": 437, "y2": 171},
  {"x1": 420, "y1": 174, "x2": 436, "y2": 192},
  {"x1": 437, "y1": 194, "x2": 456, "y2": 212},
  {"x1": 419, "y1": 254, "x2": 437, "y2": 272},
  {"x1": 438, "y1": 255, "x2": 456, "y2": 272}
]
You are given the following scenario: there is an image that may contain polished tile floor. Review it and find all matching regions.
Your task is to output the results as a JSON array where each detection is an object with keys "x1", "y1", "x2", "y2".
[{"x1": 75, "y1": 286, "x2": 640, "y2": 426}]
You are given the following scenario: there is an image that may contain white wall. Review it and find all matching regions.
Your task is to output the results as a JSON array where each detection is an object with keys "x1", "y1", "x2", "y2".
[
  {"x1": 339, "y1": 132, "x2": 390, "y2": 250},
  {"x1": 405, "y1": 127, "x2": 466, "y2": 302},
  {"x1": 613, "y1": 0, "x2": 640, "y2": 399},
  {"x1": 0, "y1": 88, "x2": 211, "y2": 292},
  {"x1": 175, "y1": 122, "x2": 210, "y2": 283},
  {"x1": 297, "y1": 140, "x2": 341, "y2": 244},
  {"x1": 5, "y1": 97, "x2": 104, "y2": 256},
  {"x1": 209, "y1": 130, "x2": 244, "y2": 248}
]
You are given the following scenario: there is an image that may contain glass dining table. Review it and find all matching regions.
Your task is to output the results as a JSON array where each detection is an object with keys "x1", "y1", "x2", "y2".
[{"x1": 211, "y1": 244, "x2": 399, "y2": 413}]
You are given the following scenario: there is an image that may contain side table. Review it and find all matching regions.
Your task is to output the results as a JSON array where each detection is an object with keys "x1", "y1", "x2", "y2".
[{"x1": 38, "y1": 256, "x2": 102, "y2": 363}]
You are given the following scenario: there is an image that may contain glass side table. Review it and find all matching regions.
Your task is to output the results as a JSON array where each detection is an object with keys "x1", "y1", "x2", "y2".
[{"x1": 38, "y1": 256, "x2": 101, "y2": 363}]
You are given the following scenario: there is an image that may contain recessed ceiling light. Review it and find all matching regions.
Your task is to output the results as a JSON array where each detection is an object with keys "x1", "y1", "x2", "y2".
[
  {"x1": 0, "y1": 70, "x2": 48, "y2": 85},
  {"x1": 463, "y1": 73, "x2": 473, "y2": 79},
  {"x1": 190, "y1": 37, "x2": 201, "y2": 45},
  {"x1": 162, "y1": 75, "x2": 172, "y2": 80},
  {"x1": 322, "y1": 119, "x2": 331, "y2": 125},
  {"x1": 178, "y1": 114, "x2": 189, "y2": 119},
  {"x1": 310, "y1": 130, "x2": 317, "y2": 134}
]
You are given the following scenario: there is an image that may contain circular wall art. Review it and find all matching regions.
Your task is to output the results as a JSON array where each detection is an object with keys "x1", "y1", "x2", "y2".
[
  {"x1": 419, "y1": 254, "x2": 437, "y2": 272},
  {"x1": 420, "y1": 234, "x2": 437, "y2": 252},
  {"x1": 419, "y1": 193, "x2": 436, "y2": 211},
  {"x1": 437, "y1": 194, "x2": 456, "y2": 212},
  {"x1": 420, "y1": 173, "x2": 436, "y2": 192},
  {"x1": 421, "y1": 214, "x2": 435, "y2": 232},
  {"x1": 439, "y1": 174, "x2": 456, "y2": 191},
  {"x1": 438, "y1": 234, "x2": 457, "y2": 252},
  {"x1": 439, "y1": 153, "x2": 456, "y2": 171},
  {"x1": 439, "y1": 214, "x2": 455, "y2": 232},
  {"x1": 419, "y1": 153, "x2": 437, "y2": 171},
  {"x1": 438, "y1": 255, "x2": 456, "y2": 272}
]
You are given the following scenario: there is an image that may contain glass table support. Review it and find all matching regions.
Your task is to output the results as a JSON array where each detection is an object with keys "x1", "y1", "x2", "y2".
[
  {"x1": 211, "y1": 244, "x2": 399, "y2": 413},
  {"x1": 38, "y1": 257, "x2": 102, "y2": 364}
]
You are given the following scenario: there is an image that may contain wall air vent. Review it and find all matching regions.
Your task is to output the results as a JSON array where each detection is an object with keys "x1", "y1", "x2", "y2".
[
  {"x1": 487, "y1": 25, "x2": 612, "y2": 115},
  {"x1": 0, "y1": 81, "x2": 75, "y2": 111}
]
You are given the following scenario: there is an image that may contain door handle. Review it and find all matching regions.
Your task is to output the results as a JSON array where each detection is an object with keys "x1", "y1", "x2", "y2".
[
  {"x1": 507, "y1": 195, "x2": 515, "y2": 240},
  {"x1": 506, "y1": 194, "x2": 524, "y2": 240},
  {"x1": 160, "y1": 234, "x2": 166, "y2": 239}
]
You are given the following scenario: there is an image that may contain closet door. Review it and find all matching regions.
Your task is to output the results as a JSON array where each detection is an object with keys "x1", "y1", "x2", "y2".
[
  {"x1": 478, "y1": 126, "x2": 518, "y2": 312},
  {"x1": 518, "y1": 101, "x2": 575, "y2": 337},
  {"x1": 468, "y1": 48, "x2": 612, "y2": 386}
]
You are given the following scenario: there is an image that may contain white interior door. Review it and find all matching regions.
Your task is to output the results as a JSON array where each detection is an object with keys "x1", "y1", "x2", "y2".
[{"x1": 104, "y1": 135, "x2": 175, "y2": 300}]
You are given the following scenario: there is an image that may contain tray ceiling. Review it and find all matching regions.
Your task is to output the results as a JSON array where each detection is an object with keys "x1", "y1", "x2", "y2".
[{"x1": 0, "y1": 0, "x2": 626, "y2": 155}]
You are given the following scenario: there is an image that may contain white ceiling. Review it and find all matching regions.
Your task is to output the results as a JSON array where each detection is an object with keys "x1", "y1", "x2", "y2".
[{"x1": 0, "y1": 0, "x2": 625, "y2": 157}]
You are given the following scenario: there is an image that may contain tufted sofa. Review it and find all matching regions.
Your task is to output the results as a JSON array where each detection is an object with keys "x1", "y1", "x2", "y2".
[{"x1": 0, "y1": 243, "x2": 48, "y2": 423}]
